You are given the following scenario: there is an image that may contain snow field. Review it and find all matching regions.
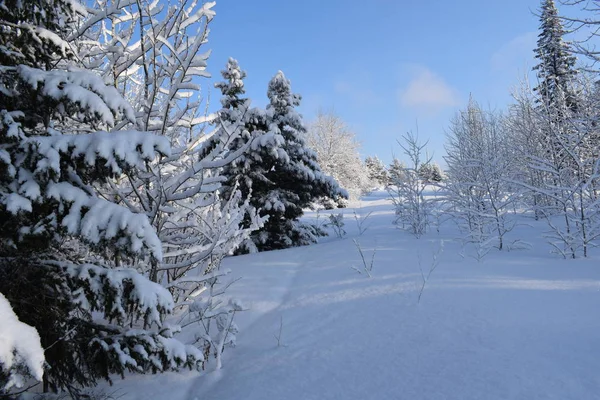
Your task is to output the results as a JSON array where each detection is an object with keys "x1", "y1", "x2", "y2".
[{"x1": 109, "y1": 191, "x2": 600, "y2": 400}]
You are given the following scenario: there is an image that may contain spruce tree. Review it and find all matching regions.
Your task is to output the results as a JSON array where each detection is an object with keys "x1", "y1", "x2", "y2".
[
  {"x1": 533, "y1": 0, "x2": 578, "y2": 110},
  {"x1": 216, "y1": 58, "x2": 268, "y2": 205},
  {"x1": 365, "y1": 156, "x2": 389, "y2": 187},
  {"x1": 0, "y1": 1, "x2": 202, "y2": 395},
  {"x1": 255, "y1": 72, "x2": 346, "y2": 250},
  {"x1": 388, "y1": 158, "x2": 407, "y2": 185},
  {"x1": 215, "y1": 66, "x2": 345, "y2": 252}
]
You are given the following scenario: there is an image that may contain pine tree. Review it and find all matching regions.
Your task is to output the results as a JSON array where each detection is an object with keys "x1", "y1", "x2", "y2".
[
  {"x1": 216, "y1": 58, "x2": 269, "y2": 206},
  {"x1": 0, "y1": 1, "x2": 203, "y2": 394},
  {"x1": 418, "y1": 162, "x2": 443, "y2": 183},
  {"x1": 248, "y1": 72, "x2": 346, "y2": 251},
  {"x1": 388, "y1": 157, "x2": 407, "y2": 185},
  {"x1": 365, "y1": 156, "x2": 389, "y2": 187},
  {"x1": 533, "y1": 0, "x2": 578, "y2": 111}
]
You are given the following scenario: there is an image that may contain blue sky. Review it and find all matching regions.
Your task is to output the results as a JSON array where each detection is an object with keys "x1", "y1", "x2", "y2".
[{"x1": 203, "y1": 0, "x2": 555, "y2": 166}]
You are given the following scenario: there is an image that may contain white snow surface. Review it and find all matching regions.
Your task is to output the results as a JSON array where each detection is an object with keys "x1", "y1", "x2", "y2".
[{"x1": 103, "y1": 191, "x2": 600, "y2": 400}]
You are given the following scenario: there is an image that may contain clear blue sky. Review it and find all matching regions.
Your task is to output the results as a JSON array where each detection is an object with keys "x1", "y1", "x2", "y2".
[{"x1": 203, "y1": 0, "x2": 564, "y2": 166}]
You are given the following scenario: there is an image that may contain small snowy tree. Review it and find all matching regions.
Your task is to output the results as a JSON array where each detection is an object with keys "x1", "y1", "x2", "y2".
[
  {"x1": 388, "y1": 132, "x2": 433, "y2": 237},
  {"x1": 306, "y1": 111, "x2": 371, "y2": 200},
  {"x1": 443, "y1": 98, "x2": 518, "y2": 251}
]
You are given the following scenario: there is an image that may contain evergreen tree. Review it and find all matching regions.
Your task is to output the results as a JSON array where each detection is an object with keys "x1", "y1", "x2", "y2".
[
  {"x1": 365, "y1": 156, "x2": 389, "y2": 187},
  {"x1": 533, "y1": 0, "x2": 578, "y2": 111},
  {"x1": 388, "y1": 157, "x2": 407, "y2": 185},
  {"x1": 216, "y1": 58, "x2": 269, "y2": 205},
  {"x1": 418, "y1": 162, "x2": 443, "y2": 183},
  {"x1": 0, "y1": 1, "x2": 203, "y2": 394},
  {"x1": 249, "y1": 72, "x2": 346, "y2": 251}
]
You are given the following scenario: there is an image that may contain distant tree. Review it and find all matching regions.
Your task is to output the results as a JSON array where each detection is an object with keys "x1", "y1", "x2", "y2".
[
  {"x1": 388, "y1": 132, "x2": 433, "y2": 237},
  {"x1": 364, "y1": 156, "x2": 389, "y2": 187},
  {"x1": 443, "y1": 98, "x2": 518, "y2": 251},
  {"x1": 418, "y1": 162, "x2": 443, "y2": 183},
  {"x1": 388, "y1": 157, "x2": 408, "y2": 185},
  {"x1": 306, "y1": 111, "x2": 371, "y2": 199},
  {"x1": 534, "y1": 0, "x2": 578, "y2": 111}
]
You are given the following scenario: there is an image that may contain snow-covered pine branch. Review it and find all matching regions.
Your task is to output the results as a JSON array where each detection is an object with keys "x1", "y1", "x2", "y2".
[{"x1": 0, "y1": 293, "x2": 44, "y2": 392}]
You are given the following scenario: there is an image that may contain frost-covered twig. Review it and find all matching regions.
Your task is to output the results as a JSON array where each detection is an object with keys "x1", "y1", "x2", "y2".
[
  {"x1": 353, "y1": 209, "x2": 373, "y2": 236},
  {"x1": 351, "y1": 239, "x2": 377, "y2": 278},
  {"x1": 273, "y1": 315, "x2": 287, "y2": 348},
  {"x1": 417, "y1": 242, "x2": 443, "y2": 303}
]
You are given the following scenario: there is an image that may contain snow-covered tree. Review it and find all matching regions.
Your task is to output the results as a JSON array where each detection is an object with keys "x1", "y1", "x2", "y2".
[
  {"x1": 511, "y1": 75, "x2": 600, "y2": 258},
  {"x1": 388, "y1": 132, "x2": 433, "y2": 238},
  {"x1": 418, "y1": 162, "x2": 444, "y2": 183},
  {"x1": 0, "y1": 0, "x2": 204, "y2": 394},
  {"x1": 507, "y1": 0, "x2": 600, "y2": 258},
  {"x1": 533, "y1": 0, "x2": 580, "y2": 169},
  {"x1": 534, "y1": 0, "x2": 578, "y2": 111},
  {"x1": 443, "y1": 98, "x2": 518, "y2": 251},
  {"x1": 0, "y1": 293, "x2": 44, "y2": 392},
  {"x1": 240, "y1": 72, "x2": 347, "y2": 251},
  {"x1": 364, "y1": 156, "x2": 389, "y2": 187},
  {"x1": 506, "y1": 79, "x2": 550, "y2": 220},
  {"x1": 73, "y1": 2, "x2": 261, "y2": 364},
  {"x1": 388, "y1": 157, "x2": 408, "y2": 185},
  {"x1": 306, "y1": 111, "x2": 371, "y2": 200}
]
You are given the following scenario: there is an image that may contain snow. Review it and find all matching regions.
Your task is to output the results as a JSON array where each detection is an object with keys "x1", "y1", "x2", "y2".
[
  {"x1": 99, "y1": 191, "x2": 600, "y2": 399},
  {"x1": 47, "y1": 182, "x2": 163, "y2": 259},
  {"x1": 16, "y1": 65, "x2": 136, "y2": 125},
  {"x1": 0, "y1": 293, "x2": 45, "y2": 391}
]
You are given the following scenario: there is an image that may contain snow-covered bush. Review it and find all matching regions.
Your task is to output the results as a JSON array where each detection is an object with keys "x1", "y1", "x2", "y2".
[{"x1": 326, "y1": 213, "x2": 347, "y2": 238}]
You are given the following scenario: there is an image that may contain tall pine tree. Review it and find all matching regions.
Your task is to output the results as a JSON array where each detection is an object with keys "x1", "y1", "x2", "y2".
[{"x1": 533, "y1": 0, "x2": 578, "y2": 111}]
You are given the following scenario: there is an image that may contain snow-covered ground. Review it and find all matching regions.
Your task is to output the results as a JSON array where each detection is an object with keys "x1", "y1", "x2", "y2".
[{"x1": 106, "y1": 190, "x2": 600, "y2": 400}]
